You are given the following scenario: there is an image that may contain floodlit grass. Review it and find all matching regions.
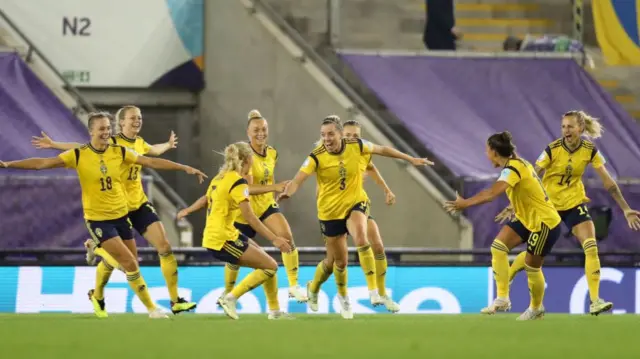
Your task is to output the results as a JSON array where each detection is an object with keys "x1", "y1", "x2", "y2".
[{"x1": 0, "y1": 314, "x2": 638, "y2": 359}]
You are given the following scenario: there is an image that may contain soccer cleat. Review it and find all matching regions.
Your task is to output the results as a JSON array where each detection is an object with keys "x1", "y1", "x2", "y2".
[
  {"x1": 481, "y1": 298, "x2": 512, "y2": 314},
  {"x1": 288, "y1": 285, "x2": 309, "y2": 303},
  {"x1": 516, "y1": 306, "x2": 545, "y2": 321},
  {"x1": 87, "y1": 289, "x2": 108, "y2": 318},
  {"x1": 337, "y1": 294, "x2": 354, "y2": 319},
  {"x1": 170, "y1": 297, "x2": 197, "y2": 314},
  {"x1": 268, "y1": 311, "x2": 295, "y2": 320},
  {"x1": 84, "y1": 239, "x2": 98, "y2": 266},
  {"x1": 380, "y1": 295, "x2": 400, "y2": 313},
  {"x1": 149, "y1": 308, "x2": 170, "y2": 319},
  {"x1": 370, "y1": 291, "x2": 383, "y2": 307},
  {"x1": 216, "y1": 292, "x2": 227, "y2": 308},
  {"x1": 306, "y1": 281, "x2": 319, "y2": 312},
  {"x1": 217, "y1": 296, "x2": 239, "y2": 320},
  {"x1": 590, "y1": 299, "x2": 613, "y2": 316}
]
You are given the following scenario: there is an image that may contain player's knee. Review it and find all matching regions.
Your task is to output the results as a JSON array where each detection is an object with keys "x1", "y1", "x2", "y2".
[
  {"x1": 120, "y1": 257, "x2": 139, "y2": 272},
  {"x1": 524, "y1": 253, "x2": 542, "y2": 268},
  {"x1": 490, "y1": 239, "x2": 509, "y2": 256},
  {"x1": 351, "y1": 231, "x2": 369, "y2": 247},
  {"x1": 264, "y1": 256, "x2": 278, "y2": 271},
  {"x1": 582, "y1": 238, "x2": 598, "y2": 256},
  {"x1": 334, "y1": 257, "x2": 348, "y2": 269},
  {"x1": 155, "y1": 240, "x2": 172, "y2": 256},
  {"x1": 322, "y1": 257, "x2": 334, "y2": 268},
  {"x1": 371, "y1": 239, "x2": 384, "y2": 255}
]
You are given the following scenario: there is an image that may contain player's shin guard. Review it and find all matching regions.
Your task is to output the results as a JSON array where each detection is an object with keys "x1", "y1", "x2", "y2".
[
  {"x1": 262, "y1": 273, "x2": 280, "y2": 312},
  {"x1": 309, "y1": 260, "x2": 332, "y2": 293},
  {"x1": 159, "y1": 251, "x2": 179, "y2": 302},
  {"x1": 582, "y1": 238, "x2": 601, "y2": 302},
  {"x1": 357, "y1": 245, "x2": 377, "y2": 291},
  {"x1": 230, "y1": 269, "x2": 275, "y2": 299},
  {"x1": 525, "y1": 264, "x2": 545, "y2": 310},
  {"x1": 490, "y1": 239, "x2": 510, "y2": 299},
  {"x1": 508, "y1": 251, "x2": 527, "y2": 283},
  {"x1": 333, "y1": 265, "x2": 348, "y2": 297},
  {"x1": 281, "y1": 244, "x2": 299, "y2": 287},
  {"x1": 374, "y1": 251, "x2": 388, "y2": 296},
  {"x1": 94, "y1": 260, "x2": 114, "y2": 300},
  {"x1": 224, "y1": 263, "x2": 240, "y2": 293},
  {"x1": 126, "y1": 270, "x2": 156, "y2": 311}
]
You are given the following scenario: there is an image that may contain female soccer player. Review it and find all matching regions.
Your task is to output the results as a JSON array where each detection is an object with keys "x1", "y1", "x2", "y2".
[
  {"x1": 495, "y1": 110, "x2": 640, "y2": 315},
  {"x1": 179, "y1": 142, "x2": 291, "y2": 320},
  {"x1": 308, "y1": 120, "x2": 400, "y2": 313},
  {"x1": 445, "y1": 131, "x2": 562, "y2": 320},
  {"x1": 31, "y1": 105, "x2": 197, "y2": 315},
  {"x1": 1, "y1": 112, "x2": 206, "y2": 318},
  {"x1": 278, "y1": 115, "x2": 432, "y2": 319}
]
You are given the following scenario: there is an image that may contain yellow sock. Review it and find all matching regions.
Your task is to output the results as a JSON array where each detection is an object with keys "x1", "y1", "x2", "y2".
[
  {"x1": 525, "y1": 264, "x2": 545, "y2": 310},
  {"x1": 95, "y1": 247, "x2": 121, "y2": 271},
  {"x1": 508, "y1": 251, "x2": 527, "y2": 283},
  {"x1": 93, "y1": 260, "x2": 114, "y2": 300},
  {"x1": 159, "y1": 251, "x2": 179, "y2": 302},
  {"x1": 357, "y1": 245, "x2": 376, "y2": 291},
  {"x1": 230, "y1": 269, "x2": 274, "y2": 299},
  {"x1": 262, "y1": 273, "x2": 280, "y2": 312},
  {"x1": 224, "y1": 263, "x2": 240, "y2": 293},
  {"x1": 490, "y1": 239, "x2": 510, "y2": 299},
  {"x1": 333, "y1": 265, "x2": 348, "y2": 297},
  {"x1": 281, "y1": 245, "x2": 299, "y2": 287},
  {"x1": 582, "y1": 238, "x2": 601, "y2": 302},
  {"x1": 374, "y1": 251, "x2": 388, "y2": 296},
  {"x1": 309, "y1": 260, "x2": 332, "y2": 293},
  {"x1": 126, "y1": 270, "x2": 156, "y2": 311}
]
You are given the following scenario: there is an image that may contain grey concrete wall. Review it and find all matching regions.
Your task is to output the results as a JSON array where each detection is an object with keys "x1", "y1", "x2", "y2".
[{"x1": 200, "y1": 0, "x2": 464, "y2": 248}]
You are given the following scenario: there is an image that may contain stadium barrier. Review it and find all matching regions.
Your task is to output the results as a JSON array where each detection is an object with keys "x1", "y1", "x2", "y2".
[{"x1": 1, "y1": 265, "x2": 638, "y2": 315}]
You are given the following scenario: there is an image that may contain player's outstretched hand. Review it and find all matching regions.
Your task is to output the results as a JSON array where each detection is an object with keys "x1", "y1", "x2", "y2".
[
  {"x1": 31, "y1": 131, "x2": 53, "y2": 149},
  {"x1": 410, "y1": 157, "x2": 435, "y2": 166},
  {"x1": 624, "y1": 209, "x2": 640, "y2": 230},
  {"x1": 168, "y1": 131, "x2": 178, "y2": 149},
  {"x1": 176, "y1": 209, "x2": 190, "y2": 220},
  {"x1": 0, "y1": 160, "x2": 7, "y2": 168},
  {"x1": 273, "y1": 180, "x2": 291, "y2": 193},
  {"x1": 385, "y1": 189, "x2": 396, "y2": 206},
  {"x1": 274, "y1": 236, "x2": 292, "y2": 253},
  {"x1": 495, "y1": 206, "x2": 515, "y2": 224},
  {"x1": 184, "y1": 166, "x2": 208, "y2": 184},
  {"x1": 443, "y1": 192, "x2": 465, "y2": 214}
]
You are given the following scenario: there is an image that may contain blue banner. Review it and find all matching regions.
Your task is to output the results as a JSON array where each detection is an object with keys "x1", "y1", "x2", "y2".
[
  {"x1": 1, "y1": 266, "x2": 637, "y2": 314},
  {"x1": 0, "y1": 266, "x2": 489, "y2": 314}
]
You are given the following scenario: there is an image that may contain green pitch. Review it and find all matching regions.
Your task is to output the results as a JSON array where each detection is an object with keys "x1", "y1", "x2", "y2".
[{"x1": 0, "y1": 314, "x2": 638, "y2": 359}]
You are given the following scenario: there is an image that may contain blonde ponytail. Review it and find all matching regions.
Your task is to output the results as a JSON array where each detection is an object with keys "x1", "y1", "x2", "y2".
[
  {"x1": 581, "y1": 111, "x2": 604, "y2": 139},
  {"x1": 215, "y1": 142, "x2": 252, "y2": 175}
]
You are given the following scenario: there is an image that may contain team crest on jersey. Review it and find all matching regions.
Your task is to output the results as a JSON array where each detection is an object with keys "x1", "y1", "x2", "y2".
[
  {"x1": 95, "y1": 228, "x2": 103, "y2": 238},
  {"x1": 565, "y1": 159, "x2": 573, "y2": 175},
  {"x1": 99, "y1": 160, "x2": 107, "y2": 175}
]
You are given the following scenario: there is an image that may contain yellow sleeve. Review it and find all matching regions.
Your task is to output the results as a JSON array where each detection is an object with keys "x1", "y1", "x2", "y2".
[
  {"x1": 359, "y1": 139, "x2": 374, "y2": 154},
  {"x1": 141, "y1": 141, "x2": 152, "y2": 155},
  {"x1": 58, "y1": 149, "x2": 78, "y2": 169},
  {"x1": 590, "y1": 148, "x2": 606, "y2": 169},
  {"x1": 229, "y1": 178, "x2": 250, "y2": 204},
  {"x1": 299, "y1": 155, "x2": 317, "y2": 174},
  {"x1": 122, "y1": 147, "x2": 139, "y2": 165},
  {"x1": 497, "y1": 165, "x2": 521, "y2": 187},
  {"x1": 535, "y1": 146, "x2": 552, "y2": 169}
]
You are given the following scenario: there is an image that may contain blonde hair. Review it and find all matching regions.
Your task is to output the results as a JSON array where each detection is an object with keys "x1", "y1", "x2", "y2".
[
  {"x1": 247, "y1": 109, "x2": 266, "y2": 126},
  {"x1": 115, "y1": 105, "x2": 140, "y2": 131},
  {"x1": 215, "y1": 142, "x2": 252, "y2": 175},
  {"x1": 564, "y1": 110, "x2": 604, "y2": 139}
]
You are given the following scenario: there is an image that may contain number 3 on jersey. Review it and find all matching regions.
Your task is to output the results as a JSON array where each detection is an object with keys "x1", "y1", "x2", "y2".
[{"x1": 100, "y1": 176, "x2": 112, "y2": 191}]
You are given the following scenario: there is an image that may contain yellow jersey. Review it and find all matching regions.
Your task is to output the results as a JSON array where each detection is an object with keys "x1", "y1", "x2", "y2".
[
  {"x1": 110, "y1": 134, "x2": 152, "y2": 211},
  {"x1": 235, "y1": 145, "x2": 278, "y2": 224},
  {"x1": 536, "y1": 138, "x2": 606, "y2": 211},
  {"x1": 59, "y1": 144, "x2": 138, "y2": 221},
  {"x1": 300, "y1": 138, "x2": 372, "y2": 220},
  {"x1": 360, "y1": 152, "x2": 372, "y2": 201},
  {"x1": 202, "y1": 171, "x2": 250, "y2": 250},
  {"x1": 498, "y1": 158, "x2": 561, "y2": 232}
]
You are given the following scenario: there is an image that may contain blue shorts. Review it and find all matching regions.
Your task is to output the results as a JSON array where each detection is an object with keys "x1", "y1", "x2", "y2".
[
  {"x1": 319, "y1": 201, "x2": 370, "y2": 237},
  {"x1": 206, "y1": 234, "x2": 250, "y2": 264},
  {"x1": 507, "y1": 219, "x2": 561, "y2": 257},
  {"x1": 86, "y1": 215, "x2": 134, "y2": 245},
  {"x1": 234, "y1": 204, "x2": 280, "y2": 238},
  {"x1": 128, "y1": 202, "x2": 160, "y2": 235},
  {"x1": 558, "y1": 204, "x2": 592, "y2": 230}
]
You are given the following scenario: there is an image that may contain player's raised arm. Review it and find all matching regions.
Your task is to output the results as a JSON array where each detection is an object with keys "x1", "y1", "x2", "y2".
[
  {"x1": 0, "y1": 156, "x2": 65, "y2": 170},
  {"x1": 367, "y1": 141, "x2": 434, "y2": 166},
  {"x1": 31, "y1": 131, "x2": 83, "y2": 151},
  {"x1": 366, "y1": 162, "x2": 396, "y2": 205},
  {"x1": 176, "y1": 195, "x2": 208, "y2": 220},
  {"x1": 277, "y1": 155, "x2": 315, "y2": 201},
  {"x1": 248, "y1": 181, "x2": 290, "y2": 195},
  {"x1": 238, "y1": 201, "x2": 291, "y2": 252},
  {"x1": 146, "y1": 131, "x2": 178, "y2": 156},
  {"x1": 131, "y1": 153, "x2": 207, "y2": 184},
  {"x1": 594, "y1": 165, "x2": 640, "y2": 230}
]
